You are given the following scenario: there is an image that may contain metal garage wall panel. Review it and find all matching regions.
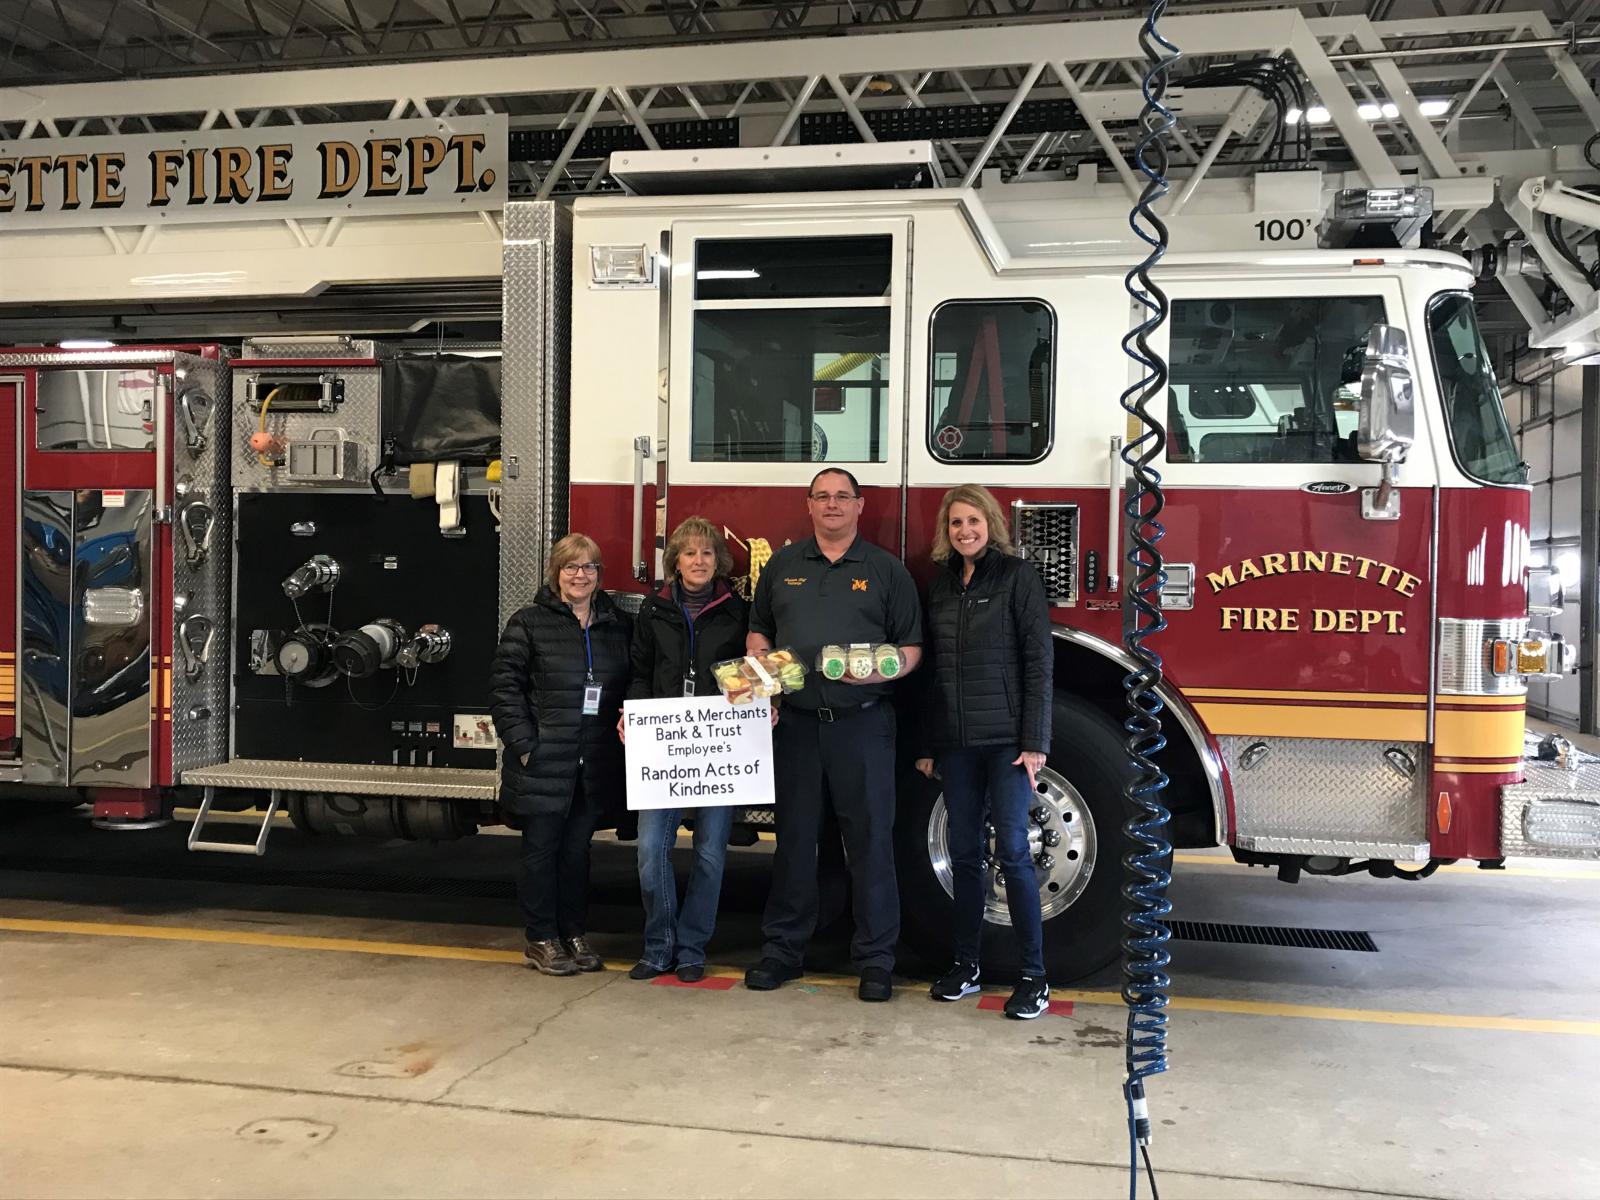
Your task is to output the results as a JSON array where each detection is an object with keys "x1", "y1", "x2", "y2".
[
  {"x1": 1530, "y1": 488, "x2": 1552, "y2": 540},
  {"x1": 1554, "y1": 369, "x2": 1585, "y2": 417},
  {"x1": 1553, "y1": 412, "x2": 1583, "y2": 479},
  {"x1": 1525, "y1": 421, "x2": 1554, "y2": 483},
  {"x1": 1553, "y1": 477, "x2": 1581, "y2": 540}
]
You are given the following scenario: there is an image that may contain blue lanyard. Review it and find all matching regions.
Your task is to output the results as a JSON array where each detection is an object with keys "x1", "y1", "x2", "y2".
[
  {"x1": 681, "y1": 603, "x2": 697, "y2": 670},
  {"x1": 581, "y1": 618, "x2": 594, "y2": 681}
]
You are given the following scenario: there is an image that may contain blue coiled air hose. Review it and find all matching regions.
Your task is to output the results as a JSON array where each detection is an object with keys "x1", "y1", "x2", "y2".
[{"x1": 1119, "y1": 3, "x2": 1180, "y2": 1198}]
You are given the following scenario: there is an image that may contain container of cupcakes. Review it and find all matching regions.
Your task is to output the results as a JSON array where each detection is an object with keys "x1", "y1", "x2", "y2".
[
  {"x1": 817, "y1": 643, "x2": 904, "y2": 685},
  {"x1": 710, "y1": 647, "x2": 808, "y2": 704}
]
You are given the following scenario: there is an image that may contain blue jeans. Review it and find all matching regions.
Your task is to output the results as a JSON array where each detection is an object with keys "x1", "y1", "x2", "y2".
[
  {"x1": 939, "y1": 746, "x2": 1047, "y2": 979},
  {"x1": 636, "y1": 804, "x2": 734, "y2": 970}
]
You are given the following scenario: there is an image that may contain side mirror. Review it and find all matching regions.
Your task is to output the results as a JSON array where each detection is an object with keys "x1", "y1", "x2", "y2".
[
  {"x1": 1527, "y1": 565, "x2": 1565, "y2": 618},
  {"x1": 1356, "y1": 324, "x2": 1415, "y2": 465}
]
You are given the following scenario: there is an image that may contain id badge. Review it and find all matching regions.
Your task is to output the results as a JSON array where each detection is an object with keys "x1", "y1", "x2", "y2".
[
  {"x1": 582, "y1": 684, "x2": 602, "y2": 715},
  {"x1": 682, "y1": 676, "x2": 697, "y2": 698}
]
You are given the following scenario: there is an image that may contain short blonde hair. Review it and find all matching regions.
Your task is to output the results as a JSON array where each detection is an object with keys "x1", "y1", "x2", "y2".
[
  {"x1": 930, "y1": 484, "x2": 1016, "y2": 563},
  {"x1": 547, "y1": 532, "x2": 603, "y2": 591},
  {"x1": 664, "y1": 516, "x2": 734, "y2": 582}
]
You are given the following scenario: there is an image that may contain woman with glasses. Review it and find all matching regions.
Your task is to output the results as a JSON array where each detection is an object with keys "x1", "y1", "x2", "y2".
[
  {"x1": 914, "y1": 484, "x2": 1054, "y2": 1019},
  {"x1": 620, "y1": 516, "x2": 748, "y2": 982},
  {"x1": 490, "y1": 533, "x2": 633, "y2": 976}
]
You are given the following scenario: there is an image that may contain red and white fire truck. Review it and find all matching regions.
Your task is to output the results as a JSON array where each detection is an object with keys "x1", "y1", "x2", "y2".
[{"x1": 2, "y1": 143, "x2": 1593, "y2": 980}]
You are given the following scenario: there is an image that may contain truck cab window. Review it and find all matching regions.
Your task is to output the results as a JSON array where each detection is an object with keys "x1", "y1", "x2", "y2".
[
  {"x1": 690, "y1": 235, "x2": 892, "y2": 464},
  {"x1": 1167, "y1": 296, "x2": 1386, "y2": 465},
  {"x1": 927, "y1": 299, "x2": 1054, "y2": 463},
  {"x1": 1427, "y1": 292, "x2": 1525, "y2": 485}
]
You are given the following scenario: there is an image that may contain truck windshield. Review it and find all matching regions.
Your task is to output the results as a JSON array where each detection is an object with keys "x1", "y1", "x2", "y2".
[{"x1": 1428, "y1": 292, "x2": 1525, "y2": 485}]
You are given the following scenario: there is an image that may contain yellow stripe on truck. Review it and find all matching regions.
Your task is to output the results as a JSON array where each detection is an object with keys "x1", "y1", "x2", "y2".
[
  {"x1": 1193, "y1": 702, "x2": 1427, "y2": 742},
  {"x1": 1434, "y1": 706, "x2": 1525, "y2": 760}
]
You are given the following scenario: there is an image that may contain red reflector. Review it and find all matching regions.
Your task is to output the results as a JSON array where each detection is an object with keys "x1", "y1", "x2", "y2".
[
  {"x1": 1353, "y1": 258, "x2": 1387, "y2": 266},
  {"x1": 1436, "y1": 790, "x2": 1452, "y2": 835}
]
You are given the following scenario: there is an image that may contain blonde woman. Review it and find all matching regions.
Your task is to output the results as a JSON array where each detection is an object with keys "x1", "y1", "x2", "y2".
[
  {"x1": 914, "y1": 484, "x2": 1054, "y2": 1018},
  {"x1": 622, "y1": 517, "x2": 749, "y2": 982},
  {"x1": 489, "y1": 533, "x2": 633, "y2": 976}
]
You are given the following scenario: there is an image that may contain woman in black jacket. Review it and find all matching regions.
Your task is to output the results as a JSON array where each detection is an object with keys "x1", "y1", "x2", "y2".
[
  {"x1": 622, "y1": 517, "x2": 749, "y2": 983},
  {"x1": 914, "y1": 483, "x2": 1054, "y2": 1019},
  {"x1": 489, "y1": 532, "x2": 632, "y2": 977}
]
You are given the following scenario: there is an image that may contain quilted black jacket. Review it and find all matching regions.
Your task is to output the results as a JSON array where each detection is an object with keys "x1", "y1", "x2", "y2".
[
  {"x1": 627, "y1": 581, "x2": 751, "y2": 701},
  {"x1": 489, "y1": 586, "x2": 633, "y2": 818},
  {"x1": 921, "y1": 548, "x2": 1053, "y2": 755}
]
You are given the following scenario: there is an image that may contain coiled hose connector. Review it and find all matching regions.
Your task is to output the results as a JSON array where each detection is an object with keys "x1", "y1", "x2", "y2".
[{"x1": 1119, "y1": 2, "x2": 1180, "y2": 1197}]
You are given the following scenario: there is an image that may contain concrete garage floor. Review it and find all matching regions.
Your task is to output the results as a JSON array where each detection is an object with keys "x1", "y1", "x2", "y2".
[{"x1": 1, "y1": 809, "x2": 1598, "y2": 1200}]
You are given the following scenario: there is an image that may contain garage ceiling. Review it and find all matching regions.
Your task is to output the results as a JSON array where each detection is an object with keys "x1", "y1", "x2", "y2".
[{"x1": 1, "y1": 0, "x2": 1593, "y2": 85}]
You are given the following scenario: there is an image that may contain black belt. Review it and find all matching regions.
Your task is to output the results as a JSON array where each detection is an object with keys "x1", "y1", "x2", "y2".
[{"x1": 792, "y1": 698, "x2": 880, "y2": 723}]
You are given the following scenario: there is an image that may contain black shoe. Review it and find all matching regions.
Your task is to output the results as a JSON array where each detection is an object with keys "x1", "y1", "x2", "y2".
[
  {"x1": 563, "y1": 935, "x2": 604, "y2": 972},
  {"x1": 628, "y1": 961, "x2": 670, "y2": 980},
  {"x1": 675, "y1": 963, "x2": 706, "y2": 983},
  {"x1": 744, "y1": 957, "x2": 802, "y2": 990},
  {"x1": 1004, "y1": 976, "x2": 1050, "y2": 1020},
  {"x1": 930, "y1": 960, "x2": 981, "y2": 1002},
  {"x1": 858, "y1": 966, "x2": 893, "y2": 1002}
]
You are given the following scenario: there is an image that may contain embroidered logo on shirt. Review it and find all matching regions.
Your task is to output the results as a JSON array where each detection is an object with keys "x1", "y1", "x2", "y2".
[
  {"x1": 852, "y1": 578, "x2": 868, "y2": 592},
  {"x1": 785, "y1": 577, "x2": 807, "y2": 586}
]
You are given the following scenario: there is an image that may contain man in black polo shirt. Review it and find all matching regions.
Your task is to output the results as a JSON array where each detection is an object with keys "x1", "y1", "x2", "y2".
[{"x1": 744, "y1": 468, "x2": 923, "y2": 1002}]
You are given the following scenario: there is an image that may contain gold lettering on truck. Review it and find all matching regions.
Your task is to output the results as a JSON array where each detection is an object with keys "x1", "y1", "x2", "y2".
[{"x1": 1206, "y1": 548, "x2": 1419, "y2": 636}]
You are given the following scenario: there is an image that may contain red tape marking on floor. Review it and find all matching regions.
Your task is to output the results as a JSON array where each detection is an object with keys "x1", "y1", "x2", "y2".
[
  {"x1": 650, "y1": 974, "x2": 737, "y2": 990},
  {"x1": 977, "y1": 995, "x2": 1074, "y2": 1016}
]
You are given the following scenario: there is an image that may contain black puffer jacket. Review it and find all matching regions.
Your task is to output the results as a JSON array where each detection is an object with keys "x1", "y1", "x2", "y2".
[
  {"x1": 489, "y1": 586, "x2": 633, "y2": 818},
  {"x1": 628, "y1": 581, "x2": 750, "y2": 701},
  {"x1": 922, "y1": 548, "x2": 1053, "y2": 755}
]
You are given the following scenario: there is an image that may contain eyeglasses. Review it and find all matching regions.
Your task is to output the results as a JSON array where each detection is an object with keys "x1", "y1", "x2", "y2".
[
  {"x1": 560, "y1": 562, "x2": 600, "y2": 575},
  {"x1": 808, "y1": 491, "x2": 860, "y2": 504}
]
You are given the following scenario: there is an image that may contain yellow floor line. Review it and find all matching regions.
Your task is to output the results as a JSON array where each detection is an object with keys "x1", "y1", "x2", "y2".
[
  {"x1": 4, "y1": 916, "x2": 1597, "y2": 1036},
  {"x1": 1171, "y1": 854, "x2": 1600, "y2": 881}
]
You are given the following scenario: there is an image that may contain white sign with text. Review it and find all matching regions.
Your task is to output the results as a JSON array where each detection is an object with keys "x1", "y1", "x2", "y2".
[{"x1": 623, "y1": 696, "x2": 774, "y2": 811}]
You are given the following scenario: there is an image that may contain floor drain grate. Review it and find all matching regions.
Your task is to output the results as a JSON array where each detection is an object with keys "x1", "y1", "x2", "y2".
[{"x1": 1167, "y1": 920, "x2": 1378, "y2": 952}]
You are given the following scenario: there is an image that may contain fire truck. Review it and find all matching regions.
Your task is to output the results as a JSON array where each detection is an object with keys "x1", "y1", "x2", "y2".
[{"x1": 2, "y1": 143, "x2": 1594, "y2": 981}]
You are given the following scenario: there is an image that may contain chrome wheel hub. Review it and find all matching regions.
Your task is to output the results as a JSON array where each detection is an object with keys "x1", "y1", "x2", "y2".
[{"x1": 926, "y1": 764, "x2": 1097, "y2": 924}]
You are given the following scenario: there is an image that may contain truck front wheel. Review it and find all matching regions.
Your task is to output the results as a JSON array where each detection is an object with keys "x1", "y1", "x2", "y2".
[{"x1": 894, "y1": 696, "x2": 1138, "y2": 984}]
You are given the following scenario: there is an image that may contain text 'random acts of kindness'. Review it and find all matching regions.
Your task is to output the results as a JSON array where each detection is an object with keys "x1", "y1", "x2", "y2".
[{"x1": 623, "y1": 696, "x2": 775, "y2": 811}]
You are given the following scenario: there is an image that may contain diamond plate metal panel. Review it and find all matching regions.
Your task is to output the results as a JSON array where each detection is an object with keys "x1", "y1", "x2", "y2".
[
  {"x1": 169, "y1": 352, "x2": 232, "y2": 777},
  {"x1": 500, "y1": 201, "x2": 572, "y2": 632},
  {"x1": 182, "y1": 757, "x2": 497, "y2": 799},
  {"x1": 1223, "y1": 735, "x2": 1429, "y2": 857},
  {"x1": 1501, "y1": 756, "x2": 1600, "y2": 860},
  {"x1": 239, "y1": 338, "x2": 380, "y2": 360},
  {"x1": 232, "y1": 365, "x2": 381, "y2": 488},
  {"x1": 0, "y1": 351, "x2": 185, "y2": 368}
]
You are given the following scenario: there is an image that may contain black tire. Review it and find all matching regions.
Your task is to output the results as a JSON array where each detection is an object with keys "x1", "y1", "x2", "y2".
[{"x1": 894, "y1": 695, "x2": 1142, "y2": 985}]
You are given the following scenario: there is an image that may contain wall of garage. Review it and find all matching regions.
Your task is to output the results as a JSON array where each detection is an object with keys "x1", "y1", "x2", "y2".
[{"x1": 1503, "y1": 363, "x2": 1598, "y2": 733}]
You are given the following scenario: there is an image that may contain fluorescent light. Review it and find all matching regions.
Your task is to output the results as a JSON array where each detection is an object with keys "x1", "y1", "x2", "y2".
[
  {"x1": 57, "y1": 339, "x2": 116, "y2": 349},
  {"x1": 1287, "y1": 101, "x2": 1446, "y2": 125},
  {"x1": 696, "y1": 269, "x2": 761, "y2": 280}
]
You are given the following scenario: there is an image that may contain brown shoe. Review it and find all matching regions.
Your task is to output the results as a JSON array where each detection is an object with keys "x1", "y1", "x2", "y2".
[
  {"x1": 563, "y1": 935, "x2": 604, "y2": 972},
  {"x1": 524, "y1": 937, "x2": 580, "y2": 976}
]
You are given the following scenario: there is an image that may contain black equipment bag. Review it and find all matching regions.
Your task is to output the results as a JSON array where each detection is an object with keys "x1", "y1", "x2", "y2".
[{"x1": 379, "y1": 355, "x2": 502, "y2": 465}]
